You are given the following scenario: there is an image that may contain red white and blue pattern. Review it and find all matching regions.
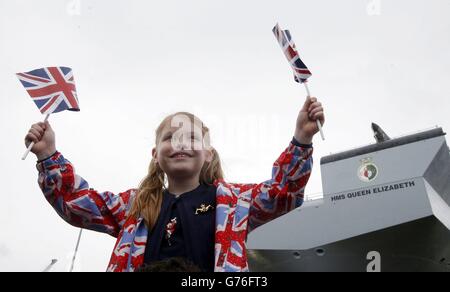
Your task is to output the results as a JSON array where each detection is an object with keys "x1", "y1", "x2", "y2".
[
  {"x1": 273, "y1": 23, "x2": 312, "y2": 83},
  {"x1": 37, "y1": 142, "x2": 313, "y2": 272},
  {"x1": 17, "y1": 67, "x2": 79, "y2": 115}
]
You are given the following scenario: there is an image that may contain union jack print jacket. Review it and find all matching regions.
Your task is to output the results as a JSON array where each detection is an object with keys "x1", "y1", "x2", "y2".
[{"x1": 36, "y1": 141, "x2": 313, "y2": 272}]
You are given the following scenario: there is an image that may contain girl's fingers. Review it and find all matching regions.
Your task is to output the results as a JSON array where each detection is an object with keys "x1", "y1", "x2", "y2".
[
  {"x1": 29, "y1": 128, "x2": 42, "y2": 140},
  {"x1": 305, "y1": 98, "x2": 325, "y2": 123},
  {"x1": 31, "y1": 124, "x2": 45, "y2": 136},
  {"x1": 308, "y1": 101, "x2": 322, "y2": 112},
  {"x1": 308, "y1": 106, "x2": 324, "y2": 118},
  {"x1": 38, "y1": 122, "x2": 47, "y2": 130},
  {"x1": 313, "y1": 112, "x2": 325, "y2": 123},
  {"x1": 301, "y1": 96, "x2": 313, "y2": 112},
  {"x1": 26, "y1": 132, "x2": 39, "y2": 144},
  {"x1": 309, "y1": 105, "x2": 323, "y2": 114},
  {"x1": 36, "y1": 123, "x2": 46, "y2": 131}
]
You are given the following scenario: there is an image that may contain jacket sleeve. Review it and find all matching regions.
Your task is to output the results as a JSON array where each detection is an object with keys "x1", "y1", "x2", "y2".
[
  {"x1": 246, "y1": 139, "x2": 313, "y2": 233},
  {"x1": 36, "y1": 152, "x2": 134, "y2": 237}
]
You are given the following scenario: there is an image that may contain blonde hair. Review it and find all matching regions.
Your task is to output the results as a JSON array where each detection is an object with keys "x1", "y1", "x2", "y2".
[{"x1": 129, "y1": 112, "x2": 224, "y2": 229}]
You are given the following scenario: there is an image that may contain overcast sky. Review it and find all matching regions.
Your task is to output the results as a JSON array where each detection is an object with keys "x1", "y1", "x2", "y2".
[{"x1": 1, "y1": 0, "x2": 449, "y2": 271}]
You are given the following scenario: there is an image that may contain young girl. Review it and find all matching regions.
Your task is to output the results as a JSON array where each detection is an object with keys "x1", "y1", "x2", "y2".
[{"x1": 25, "y1": 97, "x2": 324, "y2": 272}]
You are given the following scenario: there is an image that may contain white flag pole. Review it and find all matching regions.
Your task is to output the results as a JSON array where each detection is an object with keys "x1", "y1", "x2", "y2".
[
  {"x1": 70, "y1": 229, "x2": 83, "y2": 272},
  {"x1": 22, "y1": 113, "x2": 50, "y2": 160},
  {"x1": 303, "y1": 82, "x2": 325, "y2": 140},
  {"x1": 42, "y1": 259, "x2": 58, "y2": 272}
]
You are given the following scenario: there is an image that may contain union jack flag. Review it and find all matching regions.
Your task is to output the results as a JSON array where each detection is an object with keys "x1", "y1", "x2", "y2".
[
  {"x1": 16, "y1": 66, "x2": 80, "y2": 115},
  {"x1": 273, "y1": 23, "x2": 312, "y2": 83}
]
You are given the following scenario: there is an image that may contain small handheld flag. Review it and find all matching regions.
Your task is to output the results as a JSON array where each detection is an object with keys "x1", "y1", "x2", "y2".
[
  {"x1": 272, "y1": 24, "x2": 312, "y2": 83},
  {"x1": 17, "y1": 66, "x2": 79, "y2": 115},
  {"x1": 273, "y1": 23, "x2": 324, "y2": 140},
  {"x1": 17, "y1": 66, "x2": 80, "y2": 160}
]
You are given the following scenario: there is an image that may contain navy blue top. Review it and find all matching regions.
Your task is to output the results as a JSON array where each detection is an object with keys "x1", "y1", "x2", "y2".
[{"x1": 144, "y1": 183, "x2": 217, "y2": 272}]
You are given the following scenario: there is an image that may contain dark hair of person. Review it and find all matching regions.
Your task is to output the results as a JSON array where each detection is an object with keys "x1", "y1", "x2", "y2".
[{"x1": 135, "y1": 257, "x2": 202, "y2": 272}]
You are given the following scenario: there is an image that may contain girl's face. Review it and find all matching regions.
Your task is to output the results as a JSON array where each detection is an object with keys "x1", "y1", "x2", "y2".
[{"x1": 153, "y1": 121, "x2": 212, "y2": 181}]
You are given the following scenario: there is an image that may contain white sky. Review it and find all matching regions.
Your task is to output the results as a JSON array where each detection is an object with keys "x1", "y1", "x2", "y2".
[{"x1": 0, "y1": 0, "x2": 449, "y2": 271}]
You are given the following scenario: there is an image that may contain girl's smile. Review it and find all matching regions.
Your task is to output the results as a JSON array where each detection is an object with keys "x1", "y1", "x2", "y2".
[{"x1": 170, "y1": 151, "x2": 194, "y2": 159}]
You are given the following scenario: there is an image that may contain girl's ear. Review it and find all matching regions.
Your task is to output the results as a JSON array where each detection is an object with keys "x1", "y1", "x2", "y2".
[{"x1": 152, "y1": 148, "x2": 157, "y2": 162}]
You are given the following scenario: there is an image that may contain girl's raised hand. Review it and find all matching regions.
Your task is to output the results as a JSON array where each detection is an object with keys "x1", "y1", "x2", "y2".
[
  {"x1": 294, "y1": 96, "x2": 325, "y2": 144},
  {"x1": 24, "y1": 121, "x2": 56, "y2": 160}
]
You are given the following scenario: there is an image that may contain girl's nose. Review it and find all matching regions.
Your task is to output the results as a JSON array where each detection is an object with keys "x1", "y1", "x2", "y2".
[{"x1": 172, "y1": 134, "x2": 191, "y2": 151}]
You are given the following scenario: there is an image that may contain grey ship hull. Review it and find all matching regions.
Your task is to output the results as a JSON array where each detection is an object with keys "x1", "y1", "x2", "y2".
[
  {"x1": 247, "y1": 128, "x2": 450, "y2": 272},
  {"x1": 248, "y1": 216, "x2": 450, "y2": 272}
]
